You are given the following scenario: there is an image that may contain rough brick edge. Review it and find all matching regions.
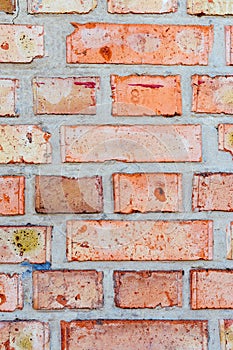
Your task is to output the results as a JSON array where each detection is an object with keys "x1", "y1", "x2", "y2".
[
  {"x1": 0, "y1": 0, "x2": 16, "y2": 14},
  {"x1": 190, "y1": 270, "x2": 198, "y2": 309},
  {"x1": 2, "y1": 273, "x2": 24, "y2": 311},
  {"x1": 28, "y1": 0, "x2": 97, "y2": 14},
  {"x1": 219, "y1": 320, "x2": 227, "y2": 350},
  {"x1": 207, "y1": 221, "x2": 213, "y2": 260},
  {"x1": 113, "y1": 270, "x2": 183, "y2": 309},
  {"x1": 0, "y1": 79, "x2": 19, "y2": 117},
  {"x1": 191, "y1": 75, "x2": 200, "y2": 113},
  {"x1": 192, "y1": 174, "x2": 200, "y2": 211},
  {"x1": 18, "y1": 177, "x2": 25, "y2": 215},
  {"x1": 107, "y1": 0, "x2": 178, "y2": 14},
  {"x1": 227, "y1": 223, "x2": 233, "y2": 259},
  {"x1": 226, "y1": 27, "x2": 232, "y2": 66}
]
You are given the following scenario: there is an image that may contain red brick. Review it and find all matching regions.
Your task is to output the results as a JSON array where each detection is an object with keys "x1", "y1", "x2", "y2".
[
  {"x1": 61, "y1": 320, "x2": 208, "y2": 349},
  {"x1": 192, "y1": 75, "x2": 233, "y2": 114},
  {"x1": 0, "y1": 321, "x2": 49, "y2": 349},
  {"x1": 67, "y1": 220, "x2": 213, "y2": 261},
  {"x1": 33, "y1": 77, "x2": 99, "y2": 115},
  {"x1": 111, "y1": 75, "x2": 182, "y2": 116},
  {"x1": 226, "y1": 26, "x2": 233, "y2": 65},
  {"x1": 219, "y1": 124, "x2": 233, "y2": 158},
  {"x1": 0, "y1": 25, "x2": 44, "y2": 63},
  {"x1": 0, "y1": 176, "x2": 25, "y2": 216},
  {"x1": 220, "y1": 320, "x2": 233, "y2": 350},
  {"x1": 108, "y1": 0, "x2": 178, "y2": 13},
  {"x1": 0, "y1": 125, "x2": 52, "y2": 164},
  {"x1": 114, "y1": 270, "x2": 182, "y2": 308},
  {"x1": 35, "y1": 176, "x2": 103, "y2": 213},
  {"x1": 188, "y1": 0, "x2": 233, "y2": 15},
  {"x1": 113, "y1": 173, "x2": 182, "y2": 213},
  {"x1": 193, "y1": 173, "x2": 233, "y2": 211},
  {"x1": 28, "y1": 0, "x2": 97, "y2": 13},
  {"x1": 67, "y1": 23, "x2": 213, "y2": 65},
  {"x1": 0, "y1": 79, "x2": 18, "y2": 117},
  {"x1": 33, "y1": 270, "x2": 103, "y2": 310},
  {"x1": 0, "y1": 226, "x2": 52, "y2": 264},
  {"x1": 0, "y1": 0, "x2": 15, "y2": 13},
  {"x1": 191, "y1": 270, "x2": 233, "y2": 309},
  {"x1": 0, "y1": 274, "x2": 23, "y2": 311},
  {"x1": 61, "y1": 125, "x2": 202, "y2": 163}
]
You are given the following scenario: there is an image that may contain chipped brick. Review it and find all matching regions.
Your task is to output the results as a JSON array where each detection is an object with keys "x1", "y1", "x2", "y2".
[
  {"x1": 188, "y1": 0, "x2": 233, "y2": 15},
  {"x1": 0, "y1": 274, "x2": 23, "y2": 311},
  {"x1": 108, "y1": 0, "x2": 178, "y2": 13},
  {"x1": 28, "y1": 0, "x2": 97, "y2": 13},
  {"x1": 0, "y1": 79, "x2": 18, "y2": 117}
]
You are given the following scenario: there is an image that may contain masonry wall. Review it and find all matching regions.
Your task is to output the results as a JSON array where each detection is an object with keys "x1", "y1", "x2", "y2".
[{"x1": 0, "y1": 0, "x2": 233, "y2": 349}]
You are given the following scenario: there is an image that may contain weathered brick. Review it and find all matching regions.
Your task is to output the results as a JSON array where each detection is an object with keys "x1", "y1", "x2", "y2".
[
  {"x1": 0, "y1": 79, "x2": 18, "y2": 117},
  {"x1": 0, "y1": 321, "x2": 49, "y2": 349},
  {"x1": 33, "y1": 270, "x2": 103, "y2": 310},
  {"x1": 0, "y1": 125, "x2": 52, "y2": 164},
  {"x1": 67, "y1": 23, "x2": 213, "y2": 65},
  {"x1": 67, "y1": 220, "x2": 213, "y2": 261},
  {"x1": 227, "y1": 222, "x2": 233, "y2": 259},
  {"x1": 113, "y1": 173, "x2": 182, "y2": 213},
  {"x1": 61, "y1": 320, "x2": 208, "y2": 349},
  {"x1": 108, "y1": 0, "x2": 178, "y2": 14},
  {"x1": 111, "y1": 75, "x2": 182, "y2": 116},
  {"x1": 0, "y1": 176, "x2": 25, "y2": 216},
  {"x1": 0, "y1": 0, "x2": 15, "y2": 13},
  {"x1": 33, "y1": 77, "x2": 99, "y2": 115},
  {"x1": 219, "y1": 124, "x2": 233, "y2": 158},
  {"x1": 192, "y1": 75, "x2": 233, "y2": 114},
  {"x1": 35, "y1": 176, "x2": 103, "y2": 214},
  {"x1": 28, "y1": 0, "x2": 97, "y2": 13},
  {"x1": 220, "y1": 320, "x2": 233, "y2": 350},
  {"x1": 114, "y1": 270, "x2": 182, "y2": 308},
  {"x1": 0, "y1": 226, "x2": 52, "y2": 264},
  {"x1": 193, "y1": 173, "x2": 233, "y2": 211},
  {"x1": 0, "y1": 25, "x2": 44, "y2": 63},
  {"x1": 226, "y1": 26, "x2": 233, "y2": 65},
  {"x1": 61, "y1": 125, "x2": 202, "y2": 163},
  {"x1": 188, "y1": 0, "x2": 233, "y2": 15},
  {"x1": 0, "y1": 273, "x2": 23, "y2": 311},
  {"x1": 191, "y1": 270, "x2": 233, "y2": 309}
]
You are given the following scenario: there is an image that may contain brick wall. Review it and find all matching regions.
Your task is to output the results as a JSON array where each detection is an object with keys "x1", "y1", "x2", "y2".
[{"x1": 0, "y1": 0, "x2": 233, "y2": 349}]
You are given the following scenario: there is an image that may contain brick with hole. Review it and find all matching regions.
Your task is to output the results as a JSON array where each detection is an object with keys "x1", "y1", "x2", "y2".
[
  {"x1": 0, "y1": 176, "x2": 25, "y2": 216},
  {"x1": 35, "y1": 176, "x2": 103, "y2": 213},
  {"x1": 61, "y1": 320, "x2": 208, "y2": 349},
  {"x1": 0, "y1": 226, "x2": 52, "y2": 264},
  {"x1": 67, "y1": 23, "x2": 213, "y2": 65},
  {"x1": 0, "y1": 321, "x2": 49, "y2": 349},
  {"x1": 111, "y1": 75, "x2": 182, "y2": 116},
  {"x1": 28, "y1": 0, "x2": 97, "y2": 13},
  {"x1": 114, "y1": 270, "x2": 182, "y2": 308},
  {"x1": 61, "y1": 125, "x2": 202, "y2": 163},
  {"x1": 0, "y1": 274, "x2": 23, "y2": 311},
  {"x1": 33, "y1": 270, "x2": 103, "y2": 310},
  {"x1": 188, "y1": 0, "x2": 233, "y2": 15},
  {"x1": 191, "y1": 270, "x2": 233, "y2": 309},
  {"x1": 113, "y1": 173, "x2": 182, "y2": 213},
  {"x1": 193, "y1": 173, "x2": 233, "y2": 211},
  {"x1": 67, "y1": 220, "x2": 213, "y2": 261},
  {"x1": 108, "y1": 0, "x2": 178, "y2": 14},
  {"x1": 0, "y1": 25, "x2": 44, "y2": 63},
  {"x1": 0, "y1": 79, "x2": 18, "y2": 117},
  {"x1": 33, "y1": 77, "x2": 99, "y2": 115}
]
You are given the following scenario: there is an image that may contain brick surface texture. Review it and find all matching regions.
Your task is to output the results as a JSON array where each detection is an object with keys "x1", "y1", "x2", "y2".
[{"x1": 0, "y1": 1, "x2": 231, "y2": 349}]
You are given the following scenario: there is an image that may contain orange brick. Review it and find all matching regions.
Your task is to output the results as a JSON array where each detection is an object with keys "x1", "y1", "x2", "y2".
[
  {"x1": 67, "y1": 220, "x2": 213, "y2": 261},
  {"x1": 0, "y1": 274, "x2": 23, "y2": 311},
  {"x1": 226, "y1": 27, "x2": 233, "y2": 65},
  {"x1": 220, "y1": 320, "x2": 233, "y2": 350},
  {"x1": 33, "y1": 270, "x2": 103, "y2": 310},
  {"x1": 188, "y1": 0, "x2": 233, "y2": 15},
  {"x1": 67, "y1": 23, "x2": 213, "y2": 65},
  {"x1": 33, "y1": 77, "x2": 99, "y2": 115},
  {"x1": 0, "y1": 0, "x2": 15, "y2": 13},
  {"x1": 193, "y1": 173, "x2": 233, "y2": 211},
  {"x1": 113, "y1": 173, "x2": 182, "y2": 213},
  {"x1": 0, "y1": 321, "x2": 49, "y2": 349},
  {"x1": 61, "y1": 320, "x2": 208, "y2": 349},
  {"x1": 114, "y1": 270, "x2": 182, "y2": 308},
  {"x1": 108, "y1": 0, "x2": 178, "y2": 13},
  {"x1": 219, "y1": 124, "x2": 233, "y2": 158},
  {"x1": 0, "y1": 125, "x2": 52, "y2": 164},
  {"x1": 0, "y1": 226, "x2": 52, "y2": 264},
  {"x1": 191, "y1": 270, "x2": 233, "y2": 309},
  {"x1": 111, "y1": 75, "x2": 182, "y2": 116},
  {"x1": 0, "y1": 176, "x2": 25, "y2": 216},
  {"x1": 35, "y1": 176, "x2": 103, "y2": 213},
  {"x1": 0, "y1": 25, "x2": 44, "y2": 63},
  {"x1": 28, "y1": 0, "x2": 97, "y2": 13},
  {"x1": 61, "y1": 125, "x2": 202, "y2": 163},
  {"x1": 192, "y1": 75, "x2": 233, "y2": 114},
  {"x1": 0, "y1": 79, "x2": 18, "y2": 117}
]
